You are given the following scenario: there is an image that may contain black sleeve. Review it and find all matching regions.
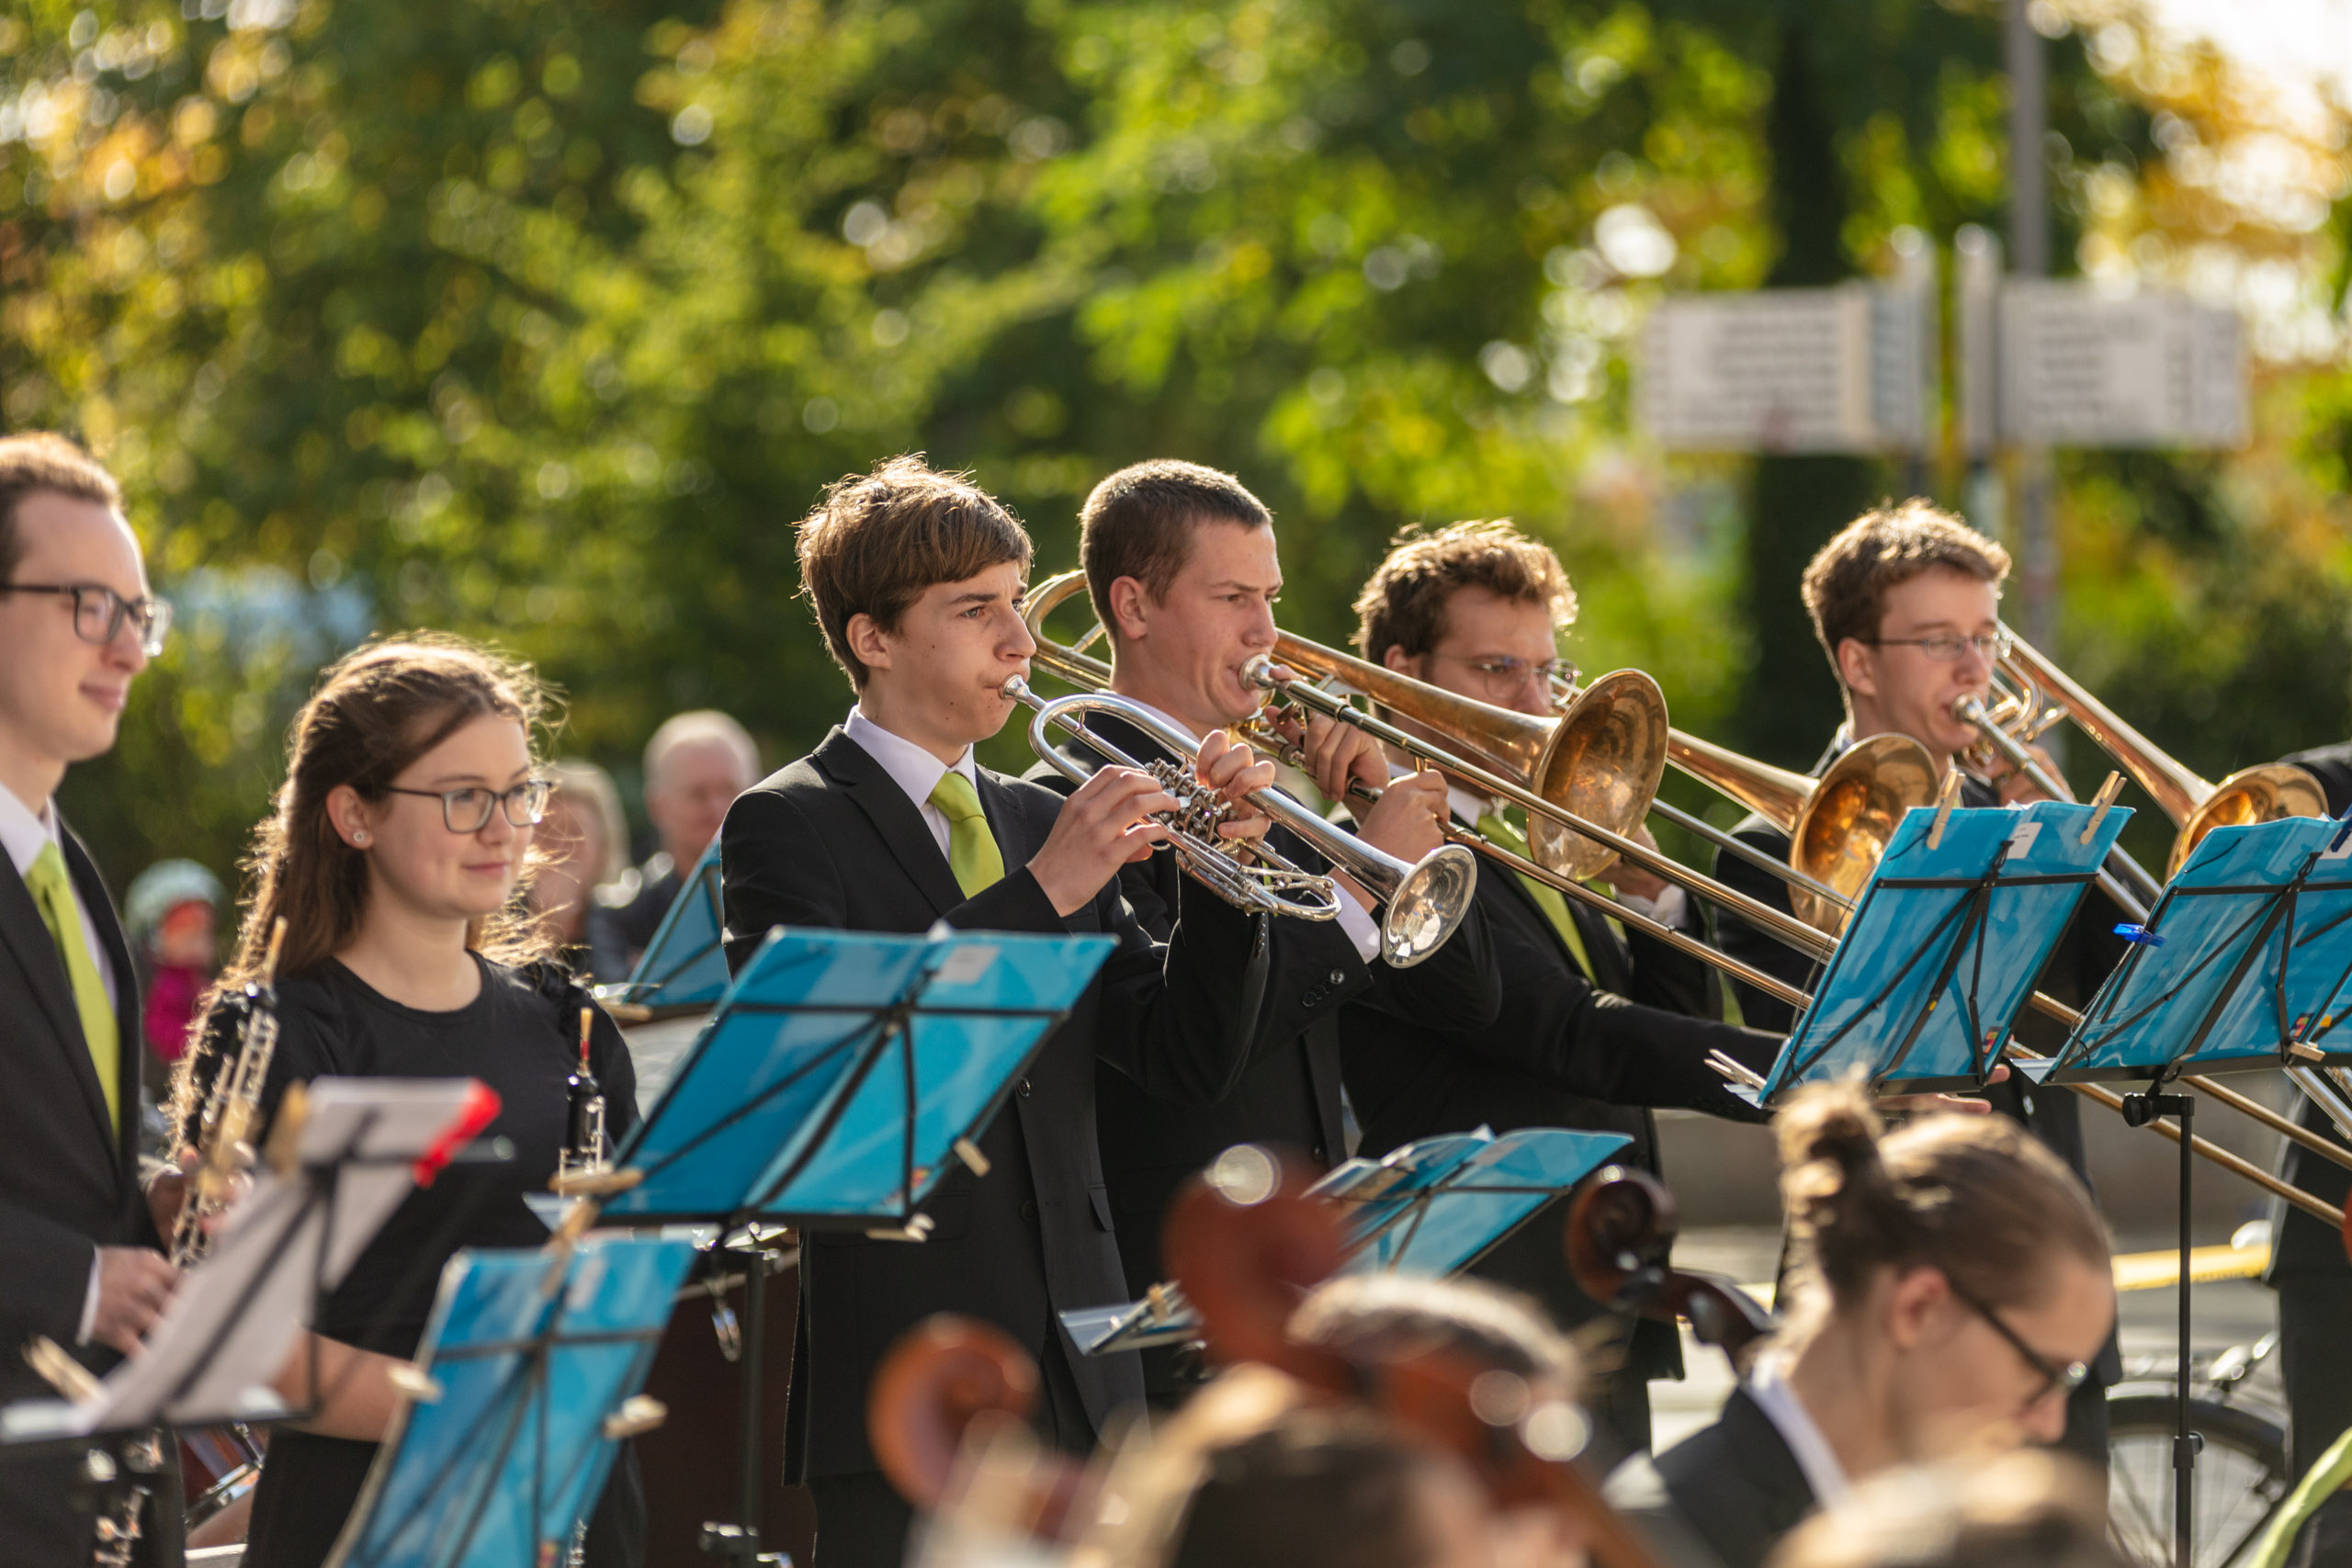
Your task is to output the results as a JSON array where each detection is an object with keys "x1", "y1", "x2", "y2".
[
  {"x1": 1621, "y1": 891, "x2": 1720, "y2": 1021},
  {"x1": 1709, "y1": 828, "x2": 1819, "y2": 1034},
  {"x1": 1453, "y1": 898, "x2": 1775, "y2": 1123},
  {"x1": 1089, "y1": 859, "x2": 1291, "y2": 1107}
]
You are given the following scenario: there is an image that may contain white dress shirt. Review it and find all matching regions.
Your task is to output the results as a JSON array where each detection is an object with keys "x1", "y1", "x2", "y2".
[
  {"x1": 0, "y1": 781, "x2": 123, "y2": 1346},
  {"x1": 843, "y1": 705, "x2": 981, "y2": 860},
  {"x1": 1745, "y1": 1350, "x2": 1850, "y2": 1506}
]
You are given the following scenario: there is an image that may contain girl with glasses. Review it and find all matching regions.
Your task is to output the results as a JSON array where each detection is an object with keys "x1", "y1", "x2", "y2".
[
  {"x1": 1607, "y1": 1083, "x2": 2115, "y2": 1568},
  {"x1": 164, "y1": 634, "x2": 642, "y2": 1568}
]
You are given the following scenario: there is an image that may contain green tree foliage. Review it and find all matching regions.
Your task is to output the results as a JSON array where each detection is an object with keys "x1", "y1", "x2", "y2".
[{"x1": 3, "y1": 0, "x2": 2349, "y2": 893}]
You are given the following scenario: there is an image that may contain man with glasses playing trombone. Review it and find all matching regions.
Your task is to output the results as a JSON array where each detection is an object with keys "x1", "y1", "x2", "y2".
[
  {"x1": 1337, "y1": 518, "x2": 1787, "y2": 1463},
  {"x1": 0, "y1": 433, "x2": 185, "y2": 1566},
  {"x1": 1711, "y1": 499, "x2": 2125, "y2": 1464}
]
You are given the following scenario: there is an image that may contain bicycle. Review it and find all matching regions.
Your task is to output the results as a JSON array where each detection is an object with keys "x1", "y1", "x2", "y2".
[{"x1": 2108, "y1": 1334, "x2": 2294, "y2": 1568}]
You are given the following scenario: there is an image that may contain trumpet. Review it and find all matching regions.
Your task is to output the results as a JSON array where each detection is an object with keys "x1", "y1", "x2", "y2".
[
  {"x1": 172, "y1": 917, "x2": 286, "y2": 1267},
  {"x1": 1002, "y1": 675, "x2": 1477, "y2": 968}
]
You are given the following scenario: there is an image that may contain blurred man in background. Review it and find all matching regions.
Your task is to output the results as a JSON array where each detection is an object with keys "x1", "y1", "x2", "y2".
[{"x1": 609, "y1": 708, "x2": 759, "y2": 966}]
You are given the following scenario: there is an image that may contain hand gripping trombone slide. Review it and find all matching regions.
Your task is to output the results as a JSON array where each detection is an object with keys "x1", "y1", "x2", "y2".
[{"x1": 1001, "y1": 675, "x2": 1477, "y2": 968}]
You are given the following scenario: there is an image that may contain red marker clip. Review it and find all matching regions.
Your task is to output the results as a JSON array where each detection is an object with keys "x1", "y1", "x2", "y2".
[{"x1": 414, "y1": 1081, "x2": 503, "y2": 1188}]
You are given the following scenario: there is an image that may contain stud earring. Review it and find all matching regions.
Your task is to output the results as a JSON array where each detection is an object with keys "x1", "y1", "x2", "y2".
[{"x1": 353, "y1": 830, "x2": 368, "y2": 846}]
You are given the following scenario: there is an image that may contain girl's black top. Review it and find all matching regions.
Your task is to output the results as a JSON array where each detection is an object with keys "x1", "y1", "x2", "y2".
[{"x1": 206, "y1": 953, "x2": 641, "y2": 1568}]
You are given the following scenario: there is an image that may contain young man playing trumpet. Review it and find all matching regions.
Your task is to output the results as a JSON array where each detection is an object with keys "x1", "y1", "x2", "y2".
[
  {"x1": 720, "y1": 457, "x2": 1311, "y2": 1567},
  {"x1": 1340, "y1": 518, "x2": 1783, "y2": 1461},
  {"x1": 1025, "y1": 460, "x2": 1500, "y2": 1400},
  {"x1": 1711, "y1": 499, "x2": 2123, "y2": 1461}
]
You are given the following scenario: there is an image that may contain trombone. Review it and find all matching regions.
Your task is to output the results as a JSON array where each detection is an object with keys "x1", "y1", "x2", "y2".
[
  {"x1": 1240, "y1": 628, "x2": 2352, "y2": 1225},
  {"x1": 1000, "y1": 677, "x2": 1477, "y2": 969}
]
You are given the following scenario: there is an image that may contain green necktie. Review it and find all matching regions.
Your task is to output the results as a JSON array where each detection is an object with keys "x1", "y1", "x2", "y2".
[
  {"x1": 1476, "y1": 808, "x2": 1600, "y2": 981},
  {"x1": 25, "y1": 840, "x2": 119, "y2": 1134},
  {"x1": 929, "y1": 771, "x2": 1004, "y2": 897}
]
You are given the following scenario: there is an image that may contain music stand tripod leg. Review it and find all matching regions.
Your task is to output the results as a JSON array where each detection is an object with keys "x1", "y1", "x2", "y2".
[
  {"x1": 2122, "y1": 1086, "x2": 2199, "y2": 1568},
  {"x1": 699, "y1": 1235, "x2": 784, "y2": 1566}
]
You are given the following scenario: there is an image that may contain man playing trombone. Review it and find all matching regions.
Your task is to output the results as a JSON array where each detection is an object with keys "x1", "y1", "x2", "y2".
[
  {"x1": 1024, "y1": 459, "x2": 1501, "y2": 1404},
  {"x1": 1710, "y1": 499, "x2": 2124, "y2": 1462},
  {"x1": 1337, "y1": 518, "x2": 1785, "y2": 1461}
]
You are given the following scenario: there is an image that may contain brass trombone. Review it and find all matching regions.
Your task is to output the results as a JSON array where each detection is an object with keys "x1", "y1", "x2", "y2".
[
  {"x1": 1242, "y1": 628, "x2": 2351, "y2": 1224},
  {"x1": 1018, "y1": 571, "x2": 2350, "y2": 1219}
]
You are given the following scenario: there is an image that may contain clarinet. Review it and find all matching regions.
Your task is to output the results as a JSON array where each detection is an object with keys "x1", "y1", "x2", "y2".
[
  {"x1": 556, "y1": 999, "x2": 608, "y2": 1187},
  {"x1": 86, "y1": 1432, "x2": 164, "y2": 1568},
  {"x1": 171, "y1": 918, "x2": 288, "y2": 1267}
]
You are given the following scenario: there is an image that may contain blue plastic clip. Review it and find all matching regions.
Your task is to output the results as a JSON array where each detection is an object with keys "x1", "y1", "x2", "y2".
[{"x1": 2113, "y1": 923, "x2": 2165, "y2": 947}]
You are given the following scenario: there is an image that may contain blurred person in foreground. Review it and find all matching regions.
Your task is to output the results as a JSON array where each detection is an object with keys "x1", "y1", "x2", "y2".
[
  {"x1": 1764, "y1": 1450, "x2": 2124, "y2": 1568},
  {"x1": 1605, "y1": 1084, "x2": 2115, "y2": 1568},
  {"x1": 607, "y1": 708, "x2": 758, "y2": 964},
  {"x1": 531, "y1": 757, "x2": 632, "y2": 980},
  {"x1": 125, "y1": 856, "x2": 224, "y2": 1110}
]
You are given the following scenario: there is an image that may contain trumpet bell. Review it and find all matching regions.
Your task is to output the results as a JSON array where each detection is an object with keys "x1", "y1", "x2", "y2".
[
  {"x1": 2173, "y1": 763, "x2": 2333, "y2": 876},
  {"x1": 1383, "y1": 843, "x2": 1482, "y2": 966},
  {"x1": 1525, "y1": 671, "x2": 1670, "y2": 883},
  {"x1": 1787, "y1": 735, "x2": 1939, "y2": 933}
]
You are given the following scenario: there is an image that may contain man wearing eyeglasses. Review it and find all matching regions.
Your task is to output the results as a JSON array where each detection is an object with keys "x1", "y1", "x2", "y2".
[
  {"x1": 1711, "y1": 499, "x2": 2125, "y2": 1463},
  {"x1": 1339, "y1": 519, "x2": 1782, "y2": 1462},
  {"x1": 0, "y1": 433, "x2": 185, "y2": 1566}
]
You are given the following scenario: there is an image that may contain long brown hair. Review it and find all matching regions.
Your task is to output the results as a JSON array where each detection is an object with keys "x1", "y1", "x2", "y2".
[
  {"x1": 1775, "y1": 1084, "x2": 2109, "y2": 1325},
  {"x1": 173, "y1": 634, "x2": 557, "y2": 1143}
]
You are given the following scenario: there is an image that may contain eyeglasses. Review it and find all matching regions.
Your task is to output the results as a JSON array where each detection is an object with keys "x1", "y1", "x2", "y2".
[
  {"x1": 1866, "y1": 631, "x2": 2011, "y2": 664},
  {"x1": 1431, "y1": 652, "x2": 1575, "y2": 696},
  {"x1": 1945, "y1": 1273, "x2": 2089, "y2": 1406},
  {"x1": 2, "y1": 581, "x2": 174, "y2": 657},
  {"x1": 382, "y1": 779, "x2": 552, "y2": 833}
]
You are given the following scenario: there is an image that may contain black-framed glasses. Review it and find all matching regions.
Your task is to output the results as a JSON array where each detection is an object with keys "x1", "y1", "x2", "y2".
[
  {"x1": 1431, "y1": 652, "x2": 1575, "y2": 694},
  {"x1": 1946, "y1": 1273, "x2": 2089, "y2": 1405},
  {"x1": 382, "y1": 779, "x2": 552, "y2": 833},
  {"x1": 2, "y1": 581, "x2": 174, "y2": 657},
  {"x1": 1867, "y1": 630, "x2": 2011, "y2": 664}
]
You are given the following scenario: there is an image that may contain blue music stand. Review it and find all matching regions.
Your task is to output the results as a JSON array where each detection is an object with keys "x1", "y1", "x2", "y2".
[
  {"x1": 599, "y1": 924, "x2": 1114, "y2": 1230},
  {"x1": 327, "y1": 1235, "x2": 696, "y2": 1568},
  {"x1": 1747, "y1": 799, "x2": 2131, "y2": 1105},
  {"x1": 2042, "y1": 816, "x2": 2352, "y2": 1083},
  {"x1": 601, "y1": 841, "x2": 728, "y2": 1015},
  {"x1": 1057, "y1": 1126, "x2": 1632, "y2": 1357}
]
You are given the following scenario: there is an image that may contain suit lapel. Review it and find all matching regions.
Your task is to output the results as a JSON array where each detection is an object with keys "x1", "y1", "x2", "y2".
[
  {"x1": 0, "y1": 839, "x2": 119, "y2": 1161},
  {"x1": 973, "y1": 770, "x2": 1038, "y2": 873},
  {"x1": 812, "y1": 728, "x2": 968, "y2": 918}
]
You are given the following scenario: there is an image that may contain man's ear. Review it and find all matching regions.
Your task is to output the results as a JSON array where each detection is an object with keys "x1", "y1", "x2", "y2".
[
  {"x1": 845, "y1": 612, "x2": 893, "y2": 676},
  {"x1": 1106, "y1": 576, "x2": 1152, "y2": 643},
  {"x1": 1836, "y1": 637, "x2": 1880, "y2": 699},
  {"x1": 1381, "y1": 644, "x2": 1416, "y2": 676}
]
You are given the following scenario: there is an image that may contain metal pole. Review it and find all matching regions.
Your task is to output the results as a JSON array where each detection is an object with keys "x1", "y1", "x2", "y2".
[
  {"x1": 2174, "y1": 1094, "x2": 2196, "y2": 1568},
  {"x1": 2007, "y1": 1, "x2": 2062, "y2": 762}
]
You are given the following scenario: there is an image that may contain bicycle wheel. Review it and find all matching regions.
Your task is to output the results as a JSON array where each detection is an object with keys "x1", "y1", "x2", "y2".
[{"x1": 2108, "y1": 1393, "x2": 2292, "y2": 1568}]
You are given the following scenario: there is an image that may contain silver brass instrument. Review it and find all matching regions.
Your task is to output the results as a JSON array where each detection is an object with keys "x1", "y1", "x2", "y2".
[
  {"x1": 172, "y1": 916, "x2": 287, "y2": 1268},
  {"x1": 1004, "y1": 676, "x2": 1476, "y2": 968}
]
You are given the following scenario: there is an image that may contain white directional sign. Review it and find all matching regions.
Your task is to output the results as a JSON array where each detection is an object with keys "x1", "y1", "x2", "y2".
[
  {"x1": 1639, "y1": 283, "x2": 1932, "y2": 454},
  {"x1": 1995, "y1": 282, "x2": 2245, "y2": 448}
]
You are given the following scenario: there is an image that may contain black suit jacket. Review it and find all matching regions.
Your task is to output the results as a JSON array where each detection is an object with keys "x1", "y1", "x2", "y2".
[
  {"x1": 719, "y1": 728, "x2": 1292, "y2": 1480},
  {"x1": 2268, "y1": 741, "x2": 2352, "y2": 1275},
  {"x1": 0, "y1": 814, "x2": 182, "y2": 1566},
  {"x1": 1606, "y1": 1388, "x2": 1815, "y2": 1568},
  {"x1": 1340, "y1": 815, "x2": 1778, "y2": 1381},
  {"x1": 1024, "y1": 712, "x2": 1503, "y2": 1295}
]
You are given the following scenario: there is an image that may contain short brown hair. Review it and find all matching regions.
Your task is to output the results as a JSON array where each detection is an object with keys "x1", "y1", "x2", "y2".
[
  {"x1": 1769, "y1": 1452, "x2": 2122, "y2": 1568},
  {"x1": 1775, "y1": 1083, "x2": 2109, "y2": 1323},
  {"x1": 1351, "y1": 519, "x2": 1576, "y2": 663},
  {"x1": 1801, "y1": 501, "x2": 2010, "y2": 676},
  {"x1": 1079, "y1": 459, "x2": 1271, "y2": 643},
  {"x1": 796, "y1": 456, "x2": 1033, "y2": 688},
  {"x1": 0, "y1": 433, "x2": 122, "y2": 582}
]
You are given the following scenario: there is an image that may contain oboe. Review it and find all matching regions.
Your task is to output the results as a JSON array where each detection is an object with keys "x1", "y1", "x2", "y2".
[
  {"x1": 556, "y1": 1003, "x2": 607, "y2": 1186},
  {"x1": 171, "y1": 917, "x2": 287, "y2": 1267}
]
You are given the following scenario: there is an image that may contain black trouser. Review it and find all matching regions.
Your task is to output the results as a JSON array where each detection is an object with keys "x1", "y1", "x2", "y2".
[
  {"x1": 2278, "y1": 1267, "x2": 2352, "y2": 1568},
  {"x1": 808, "y1": 1331, "x2": 1098, "y2": 1567}
]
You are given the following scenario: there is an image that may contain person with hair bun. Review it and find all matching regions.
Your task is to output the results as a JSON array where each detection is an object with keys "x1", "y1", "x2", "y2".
[
  {"x1": 1605, "y1": 1084, "x2": 2115, "y2": 1568},
  {"x1": 165, "y1": 635, "x2": 642, "y2": 1568}
]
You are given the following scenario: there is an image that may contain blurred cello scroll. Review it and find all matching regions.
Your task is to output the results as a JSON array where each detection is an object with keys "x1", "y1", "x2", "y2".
[
  {"x1": 1565, "y1": 1164, "x2": 1775, "y2": 1369},
  {"x1": 865, "y1": 1148, "x2": 1671, "y2": 1568}
]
